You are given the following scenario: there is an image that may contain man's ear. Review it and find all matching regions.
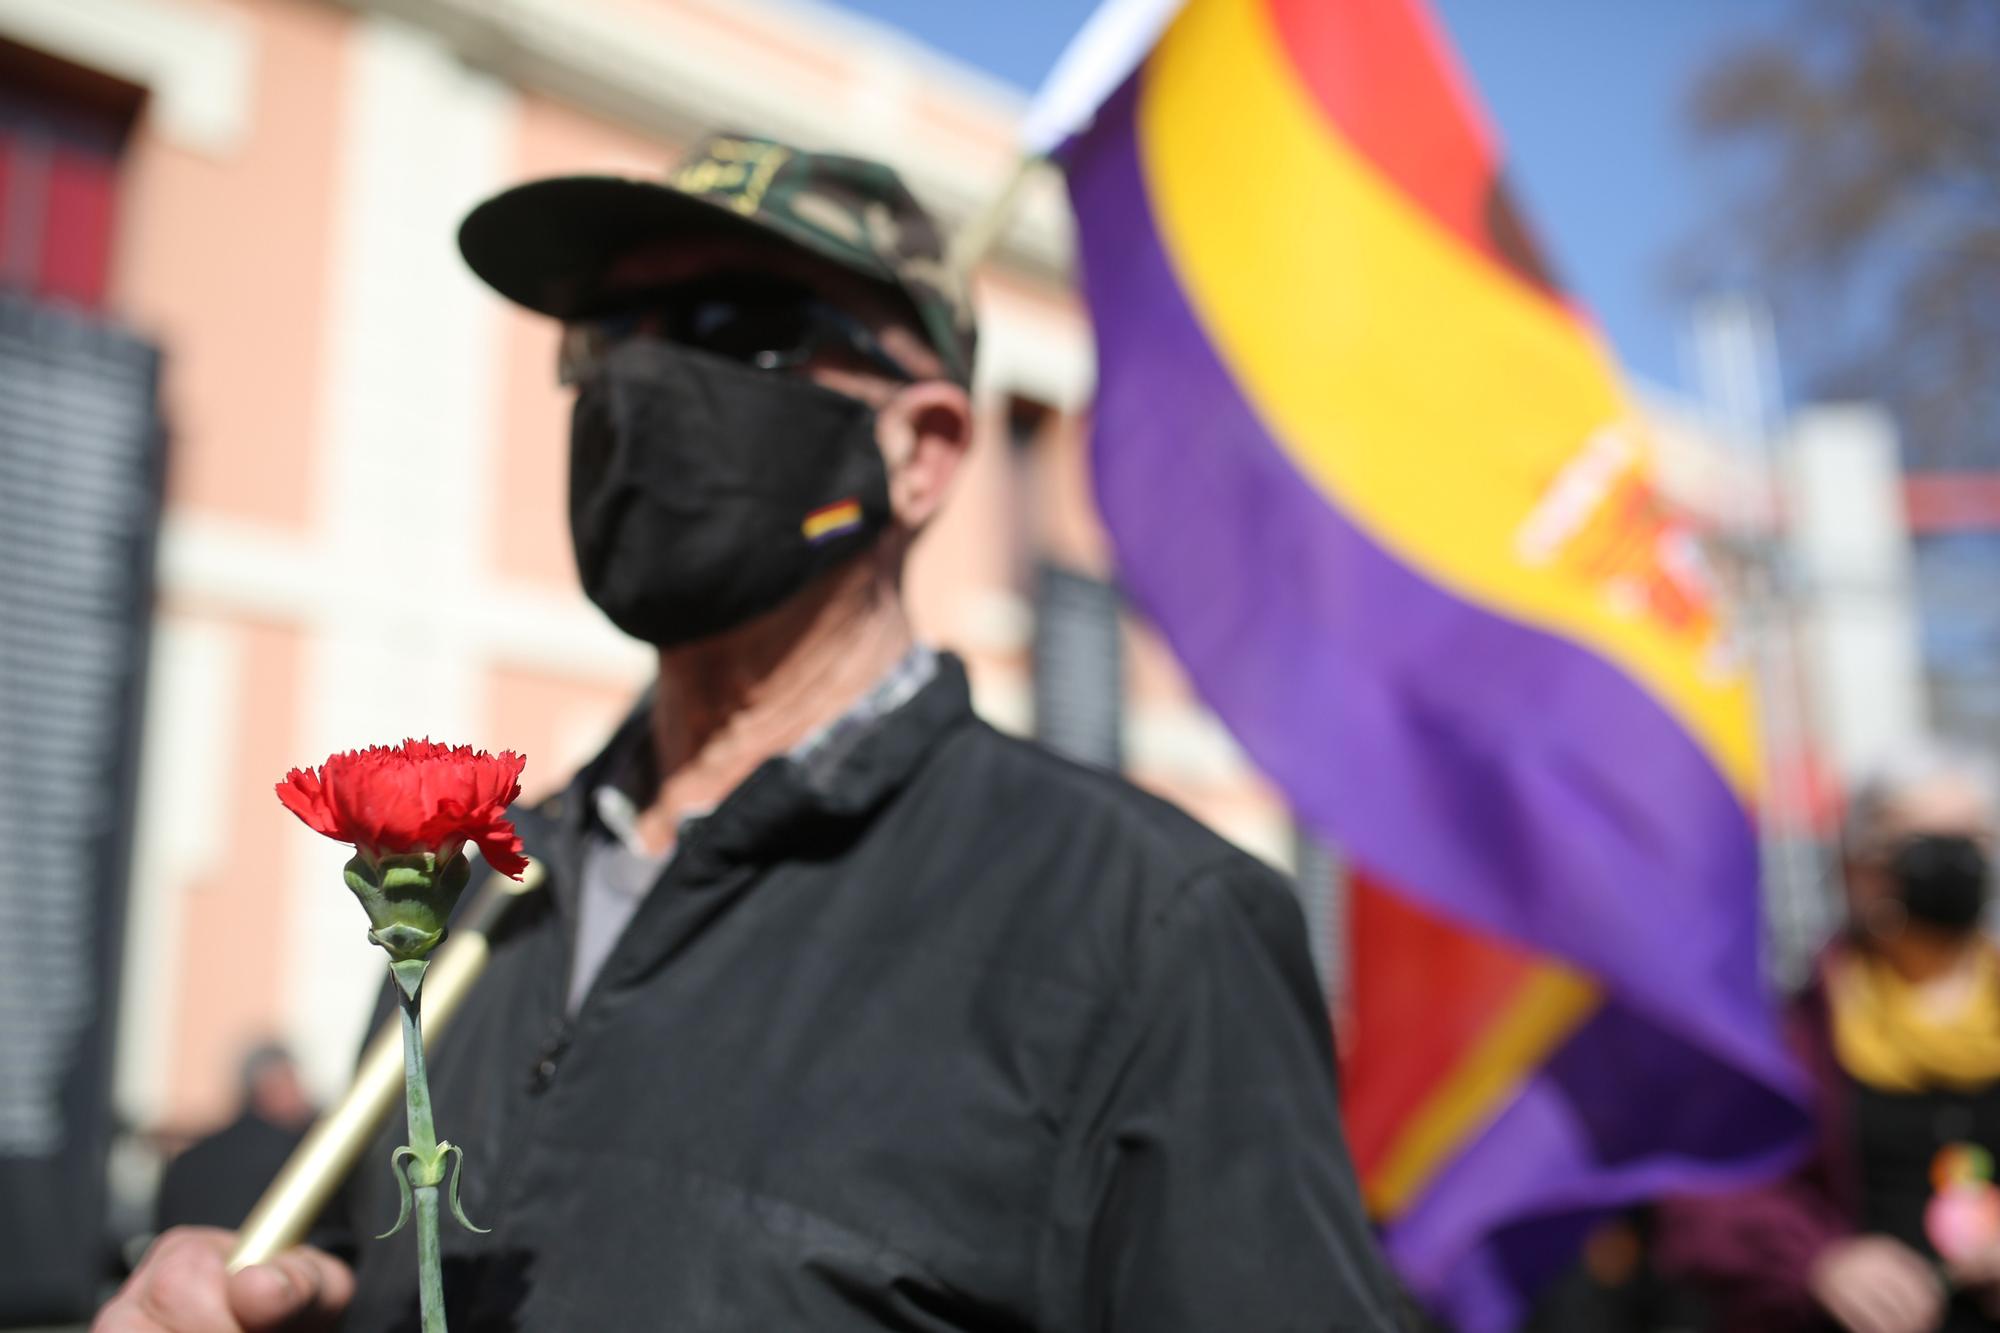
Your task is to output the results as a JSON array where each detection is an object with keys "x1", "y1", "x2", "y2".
[{"x1": 876, "y1": 380, "x2": 973, "y2": 532}]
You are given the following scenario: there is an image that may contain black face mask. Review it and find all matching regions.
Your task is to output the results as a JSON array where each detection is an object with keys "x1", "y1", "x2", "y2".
[
  {"x1": 1889, "y1": 833, "x2": 1992, "y2": 933},
  {"x1": 568, "y1": 340, "x2": 892, "y2": 647}
]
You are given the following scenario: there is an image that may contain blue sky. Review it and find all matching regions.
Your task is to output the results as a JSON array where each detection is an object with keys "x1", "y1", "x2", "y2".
[{"x1": 827, "y1": 0, "x2": 1784, "y2": 398}]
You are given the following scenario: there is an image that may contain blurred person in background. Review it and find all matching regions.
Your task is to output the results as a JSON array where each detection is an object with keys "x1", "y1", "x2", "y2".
[
  {"x1": 1659, "y1": 744, "x2": 2000, "y2": 1333},
  {"x1": 153, "y1": 1044, "x2": 315, "y2": 1234}
]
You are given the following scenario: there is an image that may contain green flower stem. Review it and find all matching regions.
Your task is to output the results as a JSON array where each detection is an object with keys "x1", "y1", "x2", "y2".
[
  {"x1": 395, "y1": 960, "x2": 447, "y2": 1333},
  {"x1": 360, "y1": 858, "x2": 486, "y2": 1331}
]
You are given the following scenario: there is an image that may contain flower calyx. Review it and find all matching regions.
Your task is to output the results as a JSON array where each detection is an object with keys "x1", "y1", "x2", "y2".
[
  {"x1": 344, "y1": 849, "x2": 472, "y2": 963},
  {"x1": 378, "y1": 1141, "x2": 487, "y2": 1239}
]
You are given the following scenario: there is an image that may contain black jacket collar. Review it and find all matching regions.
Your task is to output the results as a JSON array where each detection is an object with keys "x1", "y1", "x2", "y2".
[{"x1": 524, "y1": 651, "x2": 975, "y2": 910}]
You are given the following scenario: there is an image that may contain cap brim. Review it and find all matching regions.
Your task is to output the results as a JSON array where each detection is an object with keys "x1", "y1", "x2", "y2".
[{"x1": 457, "y1": 175, "x2": 851, "y2": 320}]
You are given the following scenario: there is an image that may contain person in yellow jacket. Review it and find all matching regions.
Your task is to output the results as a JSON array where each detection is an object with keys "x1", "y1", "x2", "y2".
[{"x1": 1661, "y1": 744, "x2": 2000, "y2": 1333}]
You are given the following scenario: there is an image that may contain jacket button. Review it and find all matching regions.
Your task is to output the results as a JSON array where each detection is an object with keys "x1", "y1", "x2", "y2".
[{"x1": 528, "y1": 1024, "x2": 571, "y2": 1093}]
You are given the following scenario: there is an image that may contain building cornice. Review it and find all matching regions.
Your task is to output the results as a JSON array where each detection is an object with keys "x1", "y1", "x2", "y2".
[
  {"x1": 0, "y1": 0, "x2": 254, "y2": 155},
  {"x1": 327, "y1": 0, "x2": 1076, "y2": 283}
]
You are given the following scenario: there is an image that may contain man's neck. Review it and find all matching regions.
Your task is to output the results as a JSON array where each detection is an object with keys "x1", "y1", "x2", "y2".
[{"x1": 638, "y1": 562, "x2": 912, "y2": 853}]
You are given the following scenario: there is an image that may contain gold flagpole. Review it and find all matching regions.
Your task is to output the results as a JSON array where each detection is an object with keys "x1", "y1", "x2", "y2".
[
  {"x1": 948, "y1": 154, "x2": 1047, "y2": 279},
  {"x1": 227, "y1": 861, "x2": 545, "y2": 1271}
]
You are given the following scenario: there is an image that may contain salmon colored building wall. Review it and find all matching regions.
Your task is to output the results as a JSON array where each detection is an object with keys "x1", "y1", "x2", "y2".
[
  {"x1": 99, "y1": 0, "x2": 357, "y2": 1128},
  {"x1": 114, "y1": 0, "x2": 349, "y2": 531},
  {"x1": 160, "y1": 616, "x2": 307, "y2": 1119}
]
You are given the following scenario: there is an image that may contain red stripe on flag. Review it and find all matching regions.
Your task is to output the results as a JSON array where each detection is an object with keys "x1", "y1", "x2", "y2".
[
  {"x1": 1341, "y1": 870, "x2": 1542, "y2": 1183},
  {"x1": 1262, "y1": 0, "x2": 1568, "y2": 305}
]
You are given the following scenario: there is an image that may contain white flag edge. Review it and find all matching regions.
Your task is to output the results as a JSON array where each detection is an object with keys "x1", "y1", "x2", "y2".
[{"x1": 1019, "y1": 0, "x2": 1188, "y2": 155}]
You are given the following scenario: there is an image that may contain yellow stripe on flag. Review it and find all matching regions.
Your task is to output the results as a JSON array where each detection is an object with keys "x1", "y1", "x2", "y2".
[
  {"x1": 1365, "y1": 965, "x2": 1599, "y2": 1215},
  {"x1": 1137, "y1": 0, "x2": 1758, "y2": 800}
]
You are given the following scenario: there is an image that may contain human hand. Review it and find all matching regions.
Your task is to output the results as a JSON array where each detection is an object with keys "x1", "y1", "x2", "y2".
[
  {"x1": 94, "y1": 1227, "x2": 353, "y2": 1332},
  {"x1": 1809, "y1": 1234, "x2": 1944, "y2": 1333}
]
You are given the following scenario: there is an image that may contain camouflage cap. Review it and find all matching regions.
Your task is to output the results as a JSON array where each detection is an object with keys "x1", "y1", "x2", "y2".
[{"x1": 458, "y1": 132, "x2": 976, "y2": 385}]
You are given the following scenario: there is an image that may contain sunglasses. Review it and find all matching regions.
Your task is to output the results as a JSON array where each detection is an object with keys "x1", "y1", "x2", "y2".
[{"x1": 558, "y1": 275, "x2": 920, "y2": 386}]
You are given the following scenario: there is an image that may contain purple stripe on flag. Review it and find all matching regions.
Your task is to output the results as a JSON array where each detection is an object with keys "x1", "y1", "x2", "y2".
[
  {"x1": 1062, "y1": 73, "x2": 1808, "y2": 1308},
  {"x1": 1388, "y1": 1006, "x2": 1808, "y2": 1330},
  {"x1": 1065, "y1": 76, "x2": 1796, "y2": 1082}
]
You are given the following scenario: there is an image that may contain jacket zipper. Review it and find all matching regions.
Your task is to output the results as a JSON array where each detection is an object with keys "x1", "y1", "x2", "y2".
[{"x1": 527, "y1": 809, "x2": 718, "y2": 1095}]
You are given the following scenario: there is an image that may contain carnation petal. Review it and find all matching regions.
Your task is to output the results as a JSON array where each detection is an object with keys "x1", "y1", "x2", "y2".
[
  {"x1": 275, "y1": 767, "x2": 346, "y2": 839},
  {"x1": 278, "y1": 739, "x2": 529, "y2": 868},
  {"x1": 474, "y1": 828, "x2": 530, "y2": 880}
]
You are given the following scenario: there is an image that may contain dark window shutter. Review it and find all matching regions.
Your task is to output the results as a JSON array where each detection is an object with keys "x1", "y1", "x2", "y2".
[
  {"x1": 1031, "y1": 563, "x2": 1124, "y2": 770},
  {"x1": 1291, "y1": 829, "x2": 1345, "y2": 997},
  {"x1": 0, "y1": 296, "x2": 164, "y2": 1321}
]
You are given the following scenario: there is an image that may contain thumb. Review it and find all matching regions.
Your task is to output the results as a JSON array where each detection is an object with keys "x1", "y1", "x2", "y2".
[{"x1": 226, "y1": 1247, "x2": 353, "y2": 1331}]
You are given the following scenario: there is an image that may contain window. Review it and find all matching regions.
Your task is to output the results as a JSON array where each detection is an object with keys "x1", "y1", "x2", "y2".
[{"x1": 0, "y1": 39, "x2": 142, "y2": 309}]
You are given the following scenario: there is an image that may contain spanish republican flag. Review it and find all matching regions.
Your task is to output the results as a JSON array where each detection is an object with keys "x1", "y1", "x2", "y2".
[{"x1": 1031, "y1": 0, "x2": 1808, "y2": 1325}]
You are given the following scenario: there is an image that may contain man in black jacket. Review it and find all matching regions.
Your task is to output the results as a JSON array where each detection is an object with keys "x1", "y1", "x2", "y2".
[{"x1": 100, "y1": 133, "x2": 1398, "y2": 1332}]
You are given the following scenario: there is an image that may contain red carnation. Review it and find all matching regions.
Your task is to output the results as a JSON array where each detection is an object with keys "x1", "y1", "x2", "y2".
[{"x1": 276, "y1": 739, "x2": 529, "y2": 879}]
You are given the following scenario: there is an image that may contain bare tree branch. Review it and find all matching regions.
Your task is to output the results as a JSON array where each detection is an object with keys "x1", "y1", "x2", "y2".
[{"x1": 1681, "y1": 0, "x2": 2000, "y2": 467}]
